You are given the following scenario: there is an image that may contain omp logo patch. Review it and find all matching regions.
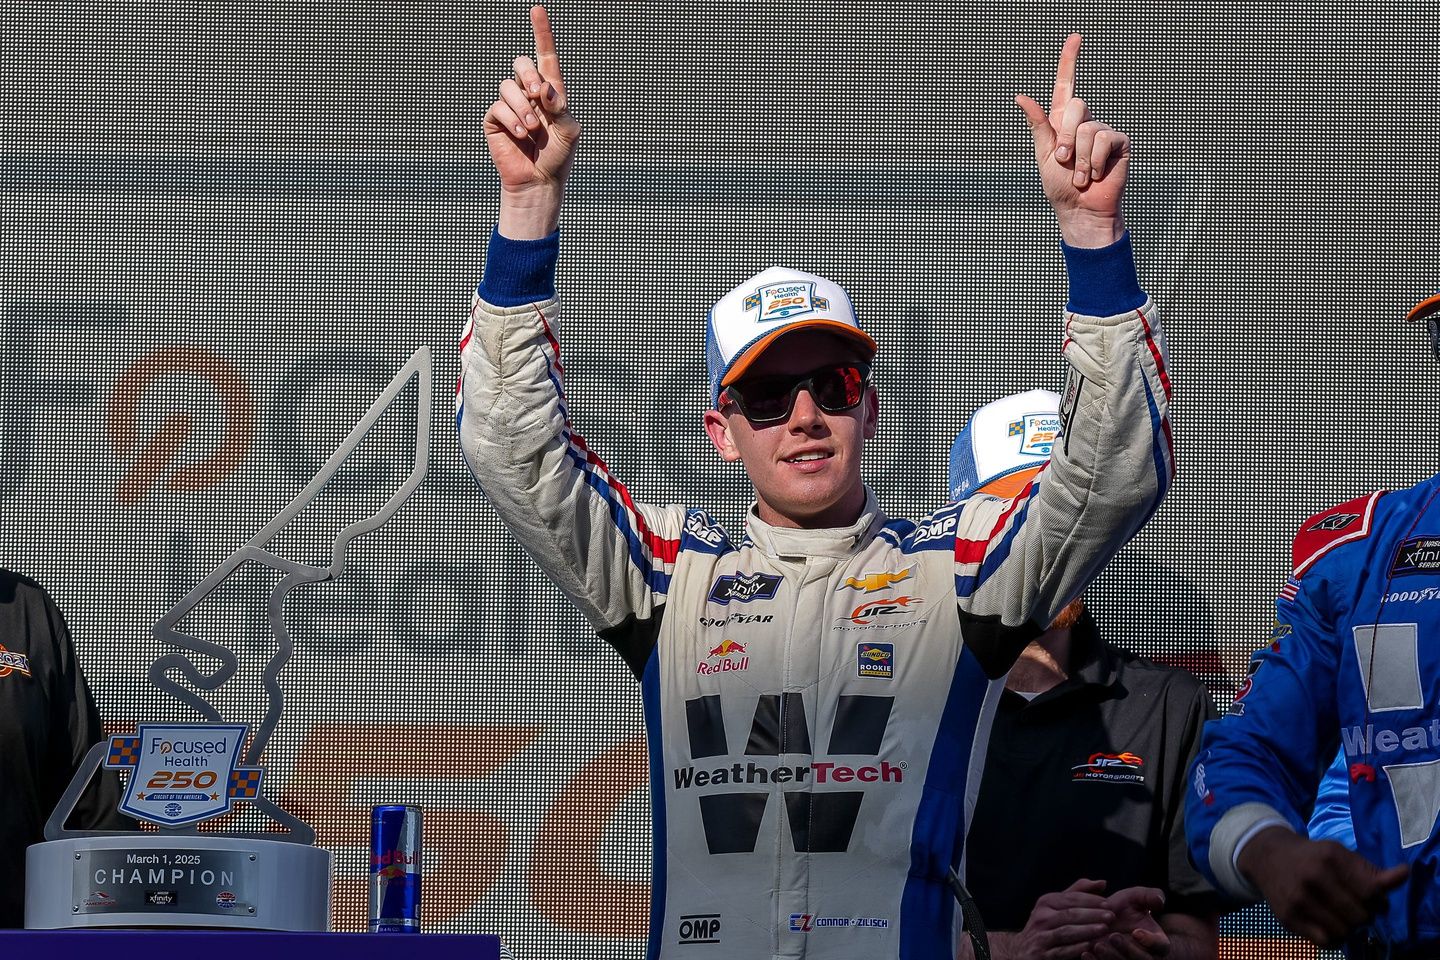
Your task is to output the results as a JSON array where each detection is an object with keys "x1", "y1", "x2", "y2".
[
  {"x1": 909, "y1": 512, "x2": 958, "y2": 547},
  {"x1": 677, "y1": 914, "x2": 721, "y2": 945},
  {"x1": 684, "y1": 511, "x2": 731, "y2": 549}
]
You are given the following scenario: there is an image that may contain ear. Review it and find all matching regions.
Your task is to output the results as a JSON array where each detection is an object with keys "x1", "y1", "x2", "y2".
[
  {"x1": 703, "y1": 409, "x2": 743, "y2": 462},
  {"x1": 862, "y1": 386, "x2": 879, "y2": 440}
]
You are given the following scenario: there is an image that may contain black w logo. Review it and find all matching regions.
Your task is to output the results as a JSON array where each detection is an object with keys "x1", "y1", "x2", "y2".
[{"x1": 680, "y1": 694, "x2": 895, "y2": 855}]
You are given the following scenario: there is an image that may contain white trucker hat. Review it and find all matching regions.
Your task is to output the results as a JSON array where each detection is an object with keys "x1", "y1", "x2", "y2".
[
  {"x1": 705, "y1": 266, "x2": 876, "y2": 407},
  {"x1": 949, "y1": 389, "x2": 1063, "y2": 501}
]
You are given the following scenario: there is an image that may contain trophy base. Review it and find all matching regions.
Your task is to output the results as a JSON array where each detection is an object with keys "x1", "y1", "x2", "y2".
[{"x1": 25, "y1": 835, "x2": 332, "y2": 930}]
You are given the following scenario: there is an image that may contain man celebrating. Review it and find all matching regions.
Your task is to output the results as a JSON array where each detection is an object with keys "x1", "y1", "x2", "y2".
[
  {"x1": 459, "y1": 8, "x2": 1173, "y2": 956},
  {"x1": 1186, "y1": 294, "x2": 1440, "y2": 957}
]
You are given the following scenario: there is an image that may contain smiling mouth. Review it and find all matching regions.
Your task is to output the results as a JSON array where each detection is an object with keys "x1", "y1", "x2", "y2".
[{"x1": 785, "y1": 452, "x2": 832, "y2": 463}]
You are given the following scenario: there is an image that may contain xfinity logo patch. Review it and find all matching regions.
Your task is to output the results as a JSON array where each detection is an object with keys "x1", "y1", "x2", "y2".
[
  {"x1": 1392, "y1": 537, "x2": 1440, "y2": 577},
  {"x1": 708, "y1": 572, "x2": 782, "y2": 604}
]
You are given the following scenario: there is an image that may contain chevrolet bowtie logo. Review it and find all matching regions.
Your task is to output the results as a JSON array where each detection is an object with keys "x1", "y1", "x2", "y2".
[{"x1": 839, "y1": 567, "x2": 913, "y2": 593}]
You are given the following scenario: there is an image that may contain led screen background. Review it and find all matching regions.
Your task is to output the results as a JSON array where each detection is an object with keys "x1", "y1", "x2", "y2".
[{"x1": 1, "y1": 1, "x2": 1436, "y2": 956}]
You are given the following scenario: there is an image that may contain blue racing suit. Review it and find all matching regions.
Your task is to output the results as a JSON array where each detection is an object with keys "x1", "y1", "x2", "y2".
[{"x1": 1186, "y1": 475, "x2": 1440, "y2": 946}]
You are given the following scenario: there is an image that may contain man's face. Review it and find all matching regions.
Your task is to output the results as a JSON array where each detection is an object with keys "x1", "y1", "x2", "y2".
[{"x1": 703, "y1": 331, "x2": 878, "y2": 529}]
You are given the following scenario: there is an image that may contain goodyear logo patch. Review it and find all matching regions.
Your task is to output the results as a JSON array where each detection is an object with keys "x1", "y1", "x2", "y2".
[
  {"x1": 745, "y1": 282, "x2": 829, "y2": 323},
  {"x1": 857, "y1": 643, "x2": 894, "y2": 679},
  {"x1": 1009, "y1": 413, "x2": 1062, "y2": 457}
]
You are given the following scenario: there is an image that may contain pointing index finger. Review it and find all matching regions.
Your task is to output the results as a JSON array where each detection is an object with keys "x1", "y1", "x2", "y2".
[
  {"x1": 531, "y1": 5, "x2": 563, "y2": 85},
  {"x1": 1051, "y1": 33, "x2": 1082, "y2": 112}
]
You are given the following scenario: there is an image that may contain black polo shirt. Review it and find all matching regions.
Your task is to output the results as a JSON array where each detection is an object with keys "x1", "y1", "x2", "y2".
[
  {"x1": 0, "y1": 570, "x2": 127, "y2": 927},
  {"x1": 965, "y1": 609, "x2": 1220, "y2": 930}
]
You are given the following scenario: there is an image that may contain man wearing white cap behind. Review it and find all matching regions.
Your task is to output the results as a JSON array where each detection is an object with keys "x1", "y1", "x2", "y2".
[
  {"x1": 458, "y1": 7, "x2": 1174, "y2": 958},
  {"x1": 950, "y1": 392, "x2": 1219, "y2": 960}
]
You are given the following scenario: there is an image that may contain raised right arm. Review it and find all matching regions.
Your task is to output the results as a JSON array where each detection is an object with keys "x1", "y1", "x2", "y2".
[{"x1": 458, "y1": 8, "x2": 691, "y2": 674}]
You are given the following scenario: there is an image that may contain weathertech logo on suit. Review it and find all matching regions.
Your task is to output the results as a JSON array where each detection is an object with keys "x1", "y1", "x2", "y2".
[{"x1": 679, "y1": 692, "x2": 904, "y2": 856}]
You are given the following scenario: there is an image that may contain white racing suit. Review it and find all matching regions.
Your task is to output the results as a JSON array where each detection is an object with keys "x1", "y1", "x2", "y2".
[{"x1": 457, "y1": 231, "x2": 1173, "y2": 959}]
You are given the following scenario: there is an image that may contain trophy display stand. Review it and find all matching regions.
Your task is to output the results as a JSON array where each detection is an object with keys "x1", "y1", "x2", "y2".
[
  {"x1": 25, "y1": 723, "x2": 334, "y2": 930},
  {"x1": 26, "y1": 349, "x2": 433, "y2": 933},
  {"x1": 26, "y1": 829, "x2": 331, "y2": 930}
]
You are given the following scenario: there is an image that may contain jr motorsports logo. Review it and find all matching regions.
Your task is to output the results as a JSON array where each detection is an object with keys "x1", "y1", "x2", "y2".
[
  {"x1": 1071, "y1": 751, "x2": 1145, "y2": 784},
  {"x1": 836, "y1": 596, "x2": 926, "y2": 630}
]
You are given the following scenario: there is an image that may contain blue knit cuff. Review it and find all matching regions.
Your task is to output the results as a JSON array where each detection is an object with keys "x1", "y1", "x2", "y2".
[
  {"x1": 479, "y1": 227, "x2": 560, "y2": 307},
  {"x1": 1060, "y1": 231, "x2": 1146, "y2": 316}
]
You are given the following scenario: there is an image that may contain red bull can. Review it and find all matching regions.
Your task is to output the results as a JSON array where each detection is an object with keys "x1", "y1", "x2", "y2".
[{"x1": 369, "y1": 804, "x2": 422, "y2": 933}]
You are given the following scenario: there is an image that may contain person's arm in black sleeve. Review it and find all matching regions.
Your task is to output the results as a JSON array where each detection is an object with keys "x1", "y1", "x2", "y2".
[{"x1": 42, "y1": 590, "x2": 133, "y2": 831}]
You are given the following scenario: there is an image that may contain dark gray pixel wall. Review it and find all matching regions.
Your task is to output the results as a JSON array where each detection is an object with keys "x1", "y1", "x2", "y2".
[{"x1": 2, "y1": 1, "x2": 1436, "y2": 956}]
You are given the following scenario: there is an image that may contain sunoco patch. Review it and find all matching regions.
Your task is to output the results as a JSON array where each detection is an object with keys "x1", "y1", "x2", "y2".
[{"x1": 857, "y1": 643, "x2": 894, "y2": 679}]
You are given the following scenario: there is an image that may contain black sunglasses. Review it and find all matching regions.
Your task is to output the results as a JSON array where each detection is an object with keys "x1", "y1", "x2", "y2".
[{"x1": 722, "y1": 362, "x2": 872, "y2": 425}]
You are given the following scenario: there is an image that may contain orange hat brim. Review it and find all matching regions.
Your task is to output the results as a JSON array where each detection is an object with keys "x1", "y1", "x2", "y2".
[
  {"x1": 1407, "y1": 293, "x2": 1440, "y2": 325},
  {"x1": 976, "y1": 466, "x2": 1044, "y2": 500},
  {"x1": 721, "y1": 321, "x2": 878, "y2": 388}
]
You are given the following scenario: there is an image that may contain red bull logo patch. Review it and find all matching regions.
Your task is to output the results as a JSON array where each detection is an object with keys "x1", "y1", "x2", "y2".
[
  {"x1": 698, "y1": 639, "x2": 750, "y2": 676},
  {"x1": 857, "y1": 643, "x2": 893, "y2": 679},
  {"x1": 744, "y1": 282, "x2": 829, "y2": 323}
]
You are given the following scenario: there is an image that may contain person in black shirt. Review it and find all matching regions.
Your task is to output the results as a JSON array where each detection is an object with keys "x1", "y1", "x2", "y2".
[
  {"x1": 949, "y1": 392, "x2": 1220, "y2": 960},
  {"x1": 0, "y1": 569, "x2": 127, "y2": 927}
]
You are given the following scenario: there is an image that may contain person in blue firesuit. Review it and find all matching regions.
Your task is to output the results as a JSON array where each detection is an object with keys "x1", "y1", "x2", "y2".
[{"x1": 1185, "y1": 294, "x2": 1440, "y2": 957}]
